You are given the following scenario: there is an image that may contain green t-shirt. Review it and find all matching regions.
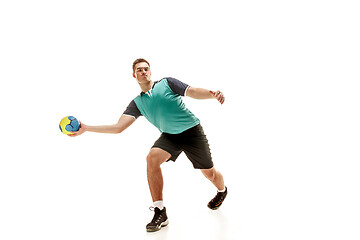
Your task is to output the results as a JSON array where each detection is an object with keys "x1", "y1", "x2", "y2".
[{"x1": 123, "y1": 78, "x2": 200, "y2": 134}]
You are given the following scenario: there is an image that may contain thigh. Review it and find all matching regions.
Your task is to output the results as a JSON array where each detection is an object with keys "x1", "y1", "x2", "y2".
[
  {"x1": 147, "y1": 147, "x2": 172, "y2": 165},
  {"x1": 181, "y1": 125, "x2": 214, "y2": 169},
  {"x1": 152, "y1": 133, "x2": 182, "y2": 162}
]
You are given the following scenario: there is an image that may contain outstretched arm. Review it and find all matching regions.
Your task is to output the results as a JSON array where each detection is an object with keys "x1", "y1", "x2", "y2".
[
  {"x1": 69, "y1": 115, "x2": 136, "y2": 137},
  {"x1": 186, "y1": 86, "x2": 225, "y2": 104}
]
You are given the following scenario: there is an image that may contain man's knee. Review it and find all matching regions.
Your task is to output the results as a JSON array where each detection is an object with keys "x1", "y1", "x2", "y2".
[
  {"x1": 146, "y1": 149, "x2": 169, "y2": 169},
  {"x1": 146, "y1": 152, "x2": 158, "y2": 169},
  {"x1": 201, "y1": 167, "x2": 216, "y2": 182}
]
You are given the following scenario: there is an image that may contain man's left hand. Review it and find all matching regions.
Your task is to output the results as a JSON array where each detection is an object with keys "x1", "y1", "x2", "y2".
[{"x1": 210, "y1": 90, "x2": 225, "y2": 105}]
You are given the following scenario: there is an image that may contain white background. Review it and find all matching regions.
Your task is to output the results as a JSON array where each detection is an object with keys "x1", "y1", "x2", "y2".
[{"x1": 1, "y1": 0, "x2": 359, "y2": 239}]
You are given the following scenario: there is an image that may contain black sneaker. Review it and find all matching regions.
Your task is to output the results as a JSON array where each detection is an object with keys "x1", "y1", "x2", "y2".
[
  {"x1": 207, "y1": 187, "x2": 228, "y2": 210},
  {"x1": 146, "y1": 207, "x2": 169, "y2": 232}
]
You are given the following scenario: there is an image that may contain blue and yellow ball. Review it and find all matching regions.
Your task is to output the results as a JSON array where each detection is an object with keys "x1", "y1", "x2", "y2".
[{"x1": 59, "y1": 116, "x2": 80, "y2": 135}]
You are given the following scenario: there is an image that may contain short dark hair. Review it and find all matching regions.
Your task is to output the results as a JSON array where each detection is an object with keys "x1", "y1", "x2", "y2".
[{"x1": 132, "y1": 58, "x2": 150, "y2": 73}]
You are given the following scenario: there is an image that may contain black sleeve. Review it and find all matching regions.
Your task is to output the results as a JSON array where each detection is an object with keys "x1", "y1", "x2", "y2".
[
  {"x1": 123, "y1": 100, "x2": 142, "y2": 119},
  {"x1": 166, "y1": 77, "x2": 189, "y2": 96}
]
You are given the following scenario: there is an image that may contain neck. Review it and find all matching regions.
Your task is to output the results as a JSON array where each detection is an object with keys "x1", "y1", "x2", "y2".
[{"x1": 139, "y1": 80, "x2": 154, "y2": 93}]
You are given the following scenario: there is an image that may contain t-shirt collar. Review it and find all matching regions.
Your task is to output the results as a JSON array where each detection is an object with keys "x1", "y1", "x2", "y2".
[{"x1": 140, "y1": 80, "x2": 159, "y2": 96}]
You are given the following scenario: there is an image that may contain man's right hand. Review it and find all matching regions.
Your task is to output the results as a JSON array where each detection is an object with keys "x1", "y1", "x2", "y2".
[
  {"x1": 69, "y1": 121, "x2": 86, "y2": 137},
  {"x1": 67, "y1": 115, "x2": 136, "y2": 136}
]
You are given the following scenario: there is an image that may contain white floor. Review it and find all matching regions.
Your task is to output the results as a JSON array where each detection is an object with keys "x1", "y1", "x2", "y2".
[{"x1": 1, "y1": 140, "x2": 359, "y2": 240}]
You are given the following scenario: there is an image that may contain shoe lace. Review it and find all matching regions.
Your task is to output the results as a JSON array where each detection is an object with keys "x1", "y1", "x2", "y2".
[{"x1": 149, "y1": 207, "x2": 162, "y2": 224}]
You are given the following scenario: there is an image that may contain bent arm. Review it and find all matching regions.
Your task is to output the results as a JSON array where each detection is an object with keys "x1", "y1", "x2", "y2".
[
  {"x1": 69, "y1": 115, "x2": 136, "y2": 137},
  {"x1": 186, "y1": 86, "x2": 225, "y2": 104}
]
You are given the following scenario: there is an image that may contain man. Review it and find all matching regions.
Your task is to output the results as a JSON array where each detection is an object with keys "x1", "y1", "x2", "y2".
[{"x1": 70, "y1": 58, "x2": 228, "y2": 232}]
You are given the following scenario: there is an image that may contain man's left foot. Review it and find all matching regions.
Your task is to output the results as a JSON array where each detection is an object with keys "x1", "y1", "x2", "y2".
[{"x1": 207, "y1": 187, "x2": 228, "y2": 210}]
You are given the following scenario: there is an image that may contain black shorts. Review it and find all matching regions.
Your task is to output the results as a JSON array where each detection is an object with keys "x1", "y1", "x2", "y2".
[{"x1": 152, "y1": 124, "x2": 214, "y2": 169}]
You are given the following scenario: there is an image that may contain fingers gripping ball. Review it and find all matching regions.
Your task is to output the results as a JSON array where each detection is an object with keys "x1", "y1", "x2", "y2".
[{"x1": 59, "y1": 116, "x2": 80, "y2": 135}]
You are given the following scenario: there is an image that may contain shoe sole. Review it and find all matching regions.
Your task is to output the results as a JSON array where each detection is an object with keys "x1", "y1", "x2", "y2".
[{"x1": 146, "y1": 219, "x2": 169, "y2": 232}]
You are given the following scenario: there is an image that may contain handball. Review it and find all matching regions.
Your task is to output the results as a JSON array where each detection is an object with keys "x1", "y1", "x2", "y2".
[{"x1": 59, "y1": 116, "x2": 80, "y2": 135}]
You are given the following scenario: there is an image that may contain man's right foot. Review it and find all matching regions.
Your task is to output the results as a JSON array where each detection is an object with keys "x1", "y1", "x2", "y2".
[{"x1": 146, "y1": 207, "x2": 169, "y2": 232}]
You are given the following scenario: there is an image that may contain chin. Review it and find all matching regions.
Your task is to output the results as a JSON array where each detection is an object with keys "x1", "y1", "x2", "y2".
[{"x1": 138, "y1": 78, "x2": 150, "y2": 83}]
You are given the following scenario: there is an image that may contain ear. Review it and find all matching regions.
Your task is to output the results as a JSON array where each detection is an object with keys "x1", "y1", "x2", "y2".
[{"x1": 132, "y1": 73, "x2": 136, "y2": 78}]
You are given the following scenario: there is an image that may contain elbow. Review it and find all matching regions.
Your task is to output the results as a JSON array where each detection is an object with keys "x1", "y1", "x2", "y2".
[
  {"x1": 114, "y1": 124, "x2": 124, "y2": 134},
  {"x1": 115, "y1": 127, "x2": 123, "y2": 134}
]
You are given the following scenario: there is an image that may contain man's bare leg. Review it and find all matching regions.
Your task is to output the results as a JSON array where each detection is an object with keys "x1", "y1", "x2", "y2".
[
  {"x1": 146, "y1": 148, "x2": 171, "y2": 232},
  {"x1": 146, "y1": 148, "x2": 171, "y2": 202},
  {"x1": 201, "y1": 167, "x2": 227, "y2": 210},
  {"x1": 201, "y1": 167, "x2": 225, "y2": 191}
]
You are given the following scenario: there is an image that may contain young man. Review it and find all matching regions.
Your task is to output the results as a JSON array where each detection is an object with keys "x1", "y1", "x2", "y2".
[{"x1": 70, "y1": 58, "x2": 228, "y2": 232}]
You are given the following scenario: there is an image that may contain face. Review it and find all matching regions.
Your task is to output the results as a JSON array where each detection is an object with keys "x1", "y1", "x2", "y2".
[{"x1": 133, "y1": 62, "x2": 151, "y2": 83}]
